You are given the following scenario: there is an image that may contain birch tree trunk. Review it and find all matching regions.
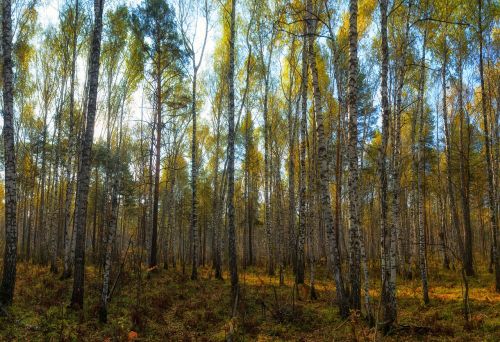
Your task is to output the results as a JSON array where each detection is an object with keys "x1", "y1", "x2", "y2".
[
  {"x1": 186, "y1": 1, "x2": 209, "y2": 278},
  {"x1": 227, "y1": 0, "x2": 239, "y2": 307},
  {"x1": 306, "y1": 0, "x2": 349, "y2": 318},
  {"x1": 98, "y1": 166, "x2": 120, "y2": 322},
  {"x1": 457, "y1": 56, "x2": 474, "y2": 276},
  {"x1": 438, "y1": 194, "x2": 450, "y2": 269},
  {"x1": 243, "y1": 114, "x2": 250, "y2": 269},
  {"x1": 62, "y1": 0, "x2": 80, "y2": 279},
  {"x1": 149, "y1": 69, "x2": 162, "y2": 269},
  {"x1": 306, "y1": 127, "x2": 317, "y2": 299},
  {"x1": 50, "y1": 88, "x2": 66, "y2": 274},
  {"x1": 98, "y1": 97, "x2": 125, "y2": 323},
  {"x1": 275, "y1": 153, "x2": 285, "y2": 285},
  {"x1": 212, "y1": 107, "x2": 223, "y2": 279},
  {"x1": 0, "y1": 0, "x2": 18, "y2": 306},
  {"x1": 441, "y1": 43, "x2": 465, "y2": 272},
  {"x1": 191, "y1": 69, "x2": 199, "y2": 280},
  {"x1": 417, "y1": 28, "x2": 429, "y2": 304},
  {"x1": 296, "y1": 24, "x2": 308, "y2": 285},
  {"x1": 37, "y1": 106, "x2": 49, "y2": 264},
  {"x1": 287, "y1": 39, "x2": 297, "y2": 272},
  {"x1": 70, "y1": 0, "x2": 105, "y2": 309},
  {"x1": 379, "y1": 0, "x2": 396, "y2": 328},
  {"x1": 391, "y1": 0, "x2": 411, "y2": 275},
  {"x1": 347, "y1": 0, "x2": 362, "y2": 311},
  {"x1": 146, "y1": 116, "x2": 154, "y2": 261},
  {"x1": 478, "y1": 0, "x2": 500, "y2": 292},
  {"x1": 243, "y1": 112, "x2": 255, "y2": 269},
  {"x1": 263, "y1": 42, "x2": 275, "y2": 277}
]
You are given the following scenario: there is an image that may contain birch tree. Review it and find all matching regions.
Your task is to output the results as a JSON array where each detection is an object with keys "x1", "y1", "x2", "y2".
[
  {"x1": 178, "y1": 0, "x2": 210, "y2": 281},
  {"x1": 0, "y1": 0, "x2": 18, "y2": 307},
  {"x1": 62, "y1": 0, "x2": 81, "y2": 279},
  {"x1": 477, "y1": 0, "x2": 499, "y2": 292},
  {"x1": 306, "y1": 0, "x2": 349, "y2": 318},
  {"x1": 70, "y1": 0, "x2": 105, "y2": 309},
  {"x1": 379, "y1": 0, "x2": 396, "y2": 329},
  {"x1": 346, "y1": 0, "x2": 362, "y2": 311},
  {"x1": 227, "y1": 0, "x2": 239, "y2": 309},
  {"x1": 296, "y1": 20, "x2": 308, "y2": 285},
  {"x1": 71, "y1": 0, "x2": 104, "y2": 309}
]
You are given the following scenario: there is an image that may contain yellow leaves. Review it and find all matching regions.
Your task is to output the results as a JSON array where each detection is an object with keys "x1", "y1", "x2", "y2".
[
  {"x1": 0, "y1": 181, "x2": 4, "y2": 209},
  {"x1": 213, "y1": 0, "x2": 233, "y2": 74},
  {"x1": 102, "y1": 6, "x2": 129, "y2": 70},
  {"x1": 337, "y1": 0, "x2": 377, "y2": 45},
  {"x1": 13, "y1": 8, "x2": 38, "y2": 75},
  {"x1": 240, "y1": 112, "x2": 263, "y2": 178},
  {"x1": 358, "y1": 0, "x2": 377, "y2": 36},
  {"x1": 371, "y1": 129, "x2": 382, "y2": 149},
  {"x1": 106, "y1": 6, "x2": 129, "y2": 43},
  {"x1": 238, "y1": 53, "x2": 257, "y2": 85},
  {"x1": 493, "y1": 27, "x2": 500, "y2": 47},
  {"x1": 14, "y1": 41, "x2": 35, "y2": 73},
  {"x1": 20, "y1": 103, "x2": 36, "y2": 127},
  {"x1": 337, "y1": 12, "x2": 349, "y2": 47},
  {"x1": 212, "y1": 35, "x2": 230, "y2": 77}
]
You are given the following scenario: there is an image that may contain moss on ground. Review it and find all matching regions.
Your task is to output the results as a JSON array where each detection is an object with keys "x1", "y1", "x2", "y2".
[{"x1": 0, "y1": 262, "x2": 499, "y2": 341}]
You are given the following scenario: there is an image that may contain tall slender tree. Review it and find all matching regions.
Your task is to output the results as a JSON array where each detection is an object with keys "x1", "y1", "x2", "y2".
[
  {"x1": 441, "y1": 38, "x2": 465, "y2": 278},
  {"x1": 347, "y1": 0, "x2": 362, "y2": 311},
  {"x1": 296, "y1": 20, "x2": 308, "y2": 286},
  {"x1": 227, "y1": 0, "x2": 239, "y2": 309},
  {"x1": 130, "y1": 0, "x2": 184, "y2": 269},
  {"x1": 477, "y1": 0, "x2": 499, "y2": 292},
  {"x1": 287, "y1": 38, "x2": 297, "y2": 275},
  {"x1": 379, "y1": 0, "x2": 396, "y2": 329},
  {"x1": 0, "y1": 0, "x2": 18, "y2": 307},
  {"x1": 256, "y1": 5, "x2": 277, "y2": 277},
  {"x1": 416, "y1": 23, "x2": 429, "y2": 305},
  {"x1": 61, "y1": 0, "x2": 81, "y2": 280},
  {"x1": 456, "y1": 46, "x2": 474, "y2": 276},
  {"x1": 178, "y1": 0, "x2": 210, "y2": 281},
  {"x1": 70, "y1": 0, "x2": 105, "y2": 309},
  {"x1": 306, "y1": 0, "x2": 349, "y2": 318}
]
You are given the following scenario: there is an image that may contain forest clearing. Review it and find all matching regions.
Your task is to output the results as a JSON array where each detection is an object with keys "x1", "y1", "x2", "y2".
[{"x1": 0, "y1": 0, "x2": 499, "y2": 340}]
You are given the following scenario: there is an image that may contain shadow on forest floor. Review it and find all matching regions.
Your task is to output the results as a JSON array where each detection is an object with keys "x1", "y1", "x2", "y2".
[{"x1": 0, "y1": 261, "x2": 499, "y2": 341}]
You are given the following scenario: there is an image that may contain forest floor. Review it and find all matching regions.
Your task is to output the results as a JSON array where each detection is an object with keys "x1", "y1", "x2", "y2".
[{"x1": 0, "y1": 261, "x2": 499, "y2": 341}]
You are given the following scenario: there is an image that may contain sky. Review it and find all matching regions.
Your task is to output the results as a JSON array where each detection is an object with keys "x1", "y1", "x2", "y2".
[
  {"x1": 37, "y1": 0, "x2": 218, "y2": 141},
  {"x1": 18, "y1": 0, "x2": 484, "y2": 161}
]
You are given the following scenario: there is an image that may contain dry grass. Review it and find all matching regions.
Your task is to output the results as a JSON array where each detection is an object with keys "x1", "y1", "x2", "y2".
[{"x1": 0, "y1": 261, "x2": 499, "y2": 341}]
